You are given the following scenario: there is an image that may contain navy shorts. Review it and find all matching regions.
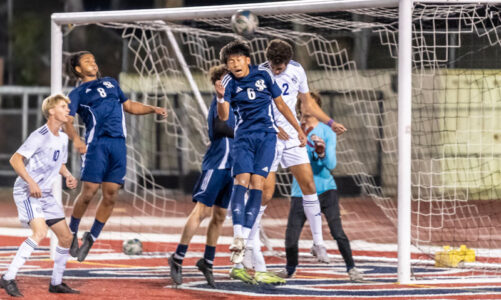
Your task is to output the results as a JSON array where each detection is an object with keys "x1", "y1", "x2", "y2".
[
  {"x1": 192, "y1": 169, "x2": 233, "y2": 209},
  {"x1": 232, "y1": 131, "x2": 277, "y2": 177},
  {"x1": 81, "y1": 136, "x2": 127, "y2": 185}
]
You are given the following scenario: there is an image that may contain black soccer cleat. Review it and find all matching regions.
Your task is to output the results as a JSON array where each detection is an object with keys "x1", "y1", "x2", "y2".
[
  {"x1": 196, "y1": 258, "x2": 216, "y2": 288},
  {"x1": 1, "y1": 275, "x2": 23, "y2": 297},
  {"x1": 77, "y1": 232, "x2": 94, "y2": 262},
  {"x1": 168, "y1": 254, "x2": 183, "y2": 285},
  {"x1": 69, "y1": 233, "x2": 79, "y2": 258},
  {"x1": 49, "y1": 282, "x2": 80, "y2": 294}
]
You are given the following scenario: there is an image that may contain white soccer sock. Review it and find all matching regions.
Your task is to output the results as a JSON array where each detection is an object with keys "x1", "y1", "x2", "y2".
[
  {"x1": 252, "y1": 230, "x2": 267, "y2": 272},
  {"x1": 303, "y1": 193, "x2": 324, "y2": 246},
  {"x1": 233, "y1": 224, "x2": 243, "y2": 238},
  {"x1": 4, "y1": 238, "x2": 38, "y2": 280},
  {"x1": 242, "y1": 227, "x2": 251, "y2": 241},
  {"x1": 51, "y1": 246, "x2": 69, "y2": 286},
  {"x1": 247, "y1": 205, "x2": 266, "y2": 243}
]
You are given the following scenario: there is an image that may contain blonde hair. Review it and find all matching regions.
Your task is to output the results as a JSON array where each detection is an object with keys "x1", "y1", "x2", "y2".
[{"x1": 42, "y1": 93, "x2": 70, "y2": 119}]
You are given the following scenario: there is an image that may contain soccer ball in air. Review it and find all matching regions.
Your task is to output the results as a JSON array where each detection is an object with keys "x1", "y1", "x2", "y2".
[
  {"x1": 231, "y1": 10, "x2": 259, "y2": 35},
  {"x1": 122, "y1": 238, "x2": 143, "y2": 255}
]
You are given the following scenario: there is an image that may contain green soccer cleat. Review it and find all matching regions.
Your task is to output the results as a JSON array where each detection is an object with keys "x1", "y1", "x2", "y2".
[
  {"x1": 229, "y1": 268, "x2": 257, "y2": 285},
  {"x1": 254, "y1": 271, "x2": 286, "y2": 285}
]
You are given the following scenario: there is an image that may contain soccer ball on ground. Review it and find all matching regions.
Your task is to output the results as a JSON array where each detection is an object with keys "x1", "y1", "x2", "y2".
[
  {"x1": 122, "y1": 238, "x2": 143, "y2": 255},
  {"x1": 231, "y1": 10, "x2": 259, "y2": 35}
]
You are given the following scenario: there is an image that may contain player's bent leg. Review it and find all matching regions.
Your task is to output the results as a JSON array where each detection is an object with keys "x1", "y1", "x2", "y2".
[
  {"x1": 48, "y1": 220, "x2": 79, "y2": 294},
  {"x1": 170, "y1": 202, "x2": 211, "y2": 286},
  {"x1": 78, "y1": 182, "x2": 120, "y2": 262},
  {"x1": 261, "y1": 171, "x2": 276, "y2": 207},
  {"x1": 290, "y1": 163, "x2": 328, "y2": 262},
  {"x1": 181, "y1": 202, "x2": 212, "y2": 245},
  {"x1": 69, "y1": 181, "x2": 100, "y2": 257},
  {"x1": 229, "y1": 174, "x2": 250, "y2": 263},
  {"x1": 1, "y1": 218, "x2": 46, "y2": 297}
]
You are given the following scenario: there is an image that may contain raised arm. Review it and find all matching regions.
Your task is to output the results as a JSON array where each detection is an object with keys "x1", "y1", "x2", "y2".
[
  {"x1": 63, "y1": 116, "x2": 87, "y2": 154},
  {"x1": 123, "y1": 100, "x2": 167, "y2": 118},
  {"x1": 10, "y1": 153, "x2": 41, "y2": 198},
  {"x1": 216, "y1": 78, "x2": 229, "y2": 121},
  {"x1": 298, "y1": 92, "x2": 347, "y2": 135},
  {"x1": 273, "y1": 95, "x2": 306, "y2": 146}
]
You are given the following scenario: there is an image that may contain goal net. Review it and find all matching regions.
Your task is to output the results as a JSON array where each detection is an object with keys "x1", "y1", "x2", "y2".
[{"x1": 53, "y1": 1, "x2": 501, "y2": 282}]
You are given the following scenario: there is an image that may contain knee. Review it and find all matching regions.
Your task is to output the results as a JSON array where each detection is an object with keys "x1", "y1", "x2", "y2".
[
  {"x1": 302, "y1": 181, "x2": 317, "y2": 195},
  {"x1": 102, "y1": 196, "x2": 116, "y2": 207},
  {"x1": 32, "y1": 227, "x2": 48, "y2": 243},
  {"x1": 212, "y1": 208, "x2": 227, "y2": 224},
  {"x1": 59, "y1": 233, "x2": 73, "y2": 248},
  {"x1": 80, "y1": 188, "x2": 98, "y2": 204}
]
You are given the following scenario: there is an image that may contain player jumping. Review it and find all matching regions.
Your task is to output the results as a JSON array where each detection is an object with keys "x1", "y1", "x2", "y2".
[
  {"x1": 217, "y1": 40, "x2": 306, "y2": 284},
  {"x1": 1, "y1": 94, "x2": 80, "y2": 297},
  {"x1": 65, "y1": 51, "x2": 167, "y2": 262},
  {"x1": 241, "y1": 39, "x2": 347, "y2": 282}
]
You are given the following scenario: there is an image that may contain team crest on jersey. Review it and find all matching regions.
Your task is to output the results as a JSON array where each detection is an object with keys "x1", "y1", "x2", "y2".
[
  {"x1": 53, "y1": 150, "x2": 60, "y2": 161},
  {"x1": 103, "y1": 81, "x2": 115, "y2": 89},
  {"x1": 255, "y1": 79, "x2": 266, "y2": 91}
]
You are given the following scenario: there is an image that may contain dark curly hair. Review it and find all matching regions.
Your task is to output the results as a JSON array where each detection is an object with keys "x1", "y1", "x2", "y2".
[{"x1": 266, "y1": 39, "x2": 293, "y2": 65}]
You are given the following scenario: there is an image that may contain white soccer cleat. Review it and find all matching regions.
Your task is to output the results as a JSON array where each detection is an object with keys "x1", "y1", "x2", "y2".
[
  {"x1": 310, "y1": 244, "x2": 330, "y2": 263},
  {"x1": 348, "y1": 267, "x2": 364, "y2": 281},
  {"x1": 229, "y1": 237, "x2": 245, "y2": 264},
  {"x1": 242, "y1": 246, "x2": 254, "y2": 270}
]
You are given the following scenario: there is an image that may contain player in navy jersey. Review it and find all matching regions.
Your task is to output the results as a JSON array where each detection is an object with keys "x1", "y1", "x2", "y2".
[
  {"x1": 217, "y1": 40, "x2": 307, "y2": 283},
  {"x1": 64, "y1": 51, "x2": 167, "y2": 262},
  {"x1": 168, "y1": 65, "x2": 235, "y2": 288}
]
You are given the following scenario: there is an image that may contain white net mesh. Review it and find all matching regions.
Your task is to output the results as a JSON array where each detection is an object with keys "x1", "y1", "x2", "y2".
[{"x1": 60, "y1": 2, "x2": 501, "y2": 280}]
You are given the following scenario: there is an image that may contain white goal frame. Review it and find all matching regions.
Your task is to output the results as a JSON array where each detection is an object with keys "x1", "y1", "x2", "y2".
[{"x1": 50, "y1": 0, "x2": 499, "y2": 284}]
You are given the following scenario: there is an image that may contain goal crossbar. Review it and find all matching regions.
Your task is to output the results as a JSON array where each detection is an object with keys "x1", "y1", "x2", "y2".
[{"x1": 51, "y1": 0, "x2": 398, "y2": 25}]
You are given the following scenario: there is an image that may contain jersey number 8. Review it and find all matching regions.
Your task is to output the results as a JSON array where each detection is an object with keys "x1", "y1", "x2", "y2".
[{"x1": 97, "y1": 88, "x2": 107, "y2": 98}]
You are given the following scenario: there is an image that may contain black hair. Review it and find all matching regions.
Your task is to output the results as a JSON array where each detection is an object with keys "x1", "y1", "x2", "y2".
[
  {"x1": 219, "y1": 40, "x2": 251, "y2": 64},
  {"x1": 66, "y1": 51, "x2": 93, "y2": 79}
]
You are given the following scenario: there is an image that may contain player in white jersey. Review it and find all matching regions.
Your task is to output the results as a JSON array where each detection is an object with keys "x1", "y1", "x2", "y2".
[
  {"x1": 241, "y1": 39, "x2": 347, "y2": 281},
  {"x1": 1, "y1": 94, "x2": 79, "y2": 297}
]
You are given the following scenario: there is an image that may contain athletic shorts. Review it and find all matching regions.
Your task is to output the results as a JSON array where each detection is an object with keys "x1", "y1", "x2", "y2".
[
  {"x1": 13, "y1": 187, "x2": 65, "y2": 227},
  {"x1": 192, "y1": 169, "x2": 233, "y2": 209},
  {"x1": 232, "y1": 132, "x2": 277, "y2": 177},
  {"x1": 270, "y1": 138, "x2": 310, "y2": 172},
  {"x1": 81, "y1": 136, "x2": 126, "y2": 185}
]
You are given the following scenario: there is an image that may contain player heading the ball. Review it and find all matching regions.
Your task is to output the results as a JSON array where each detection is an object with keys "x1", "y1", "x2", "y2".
[{"x1": 217, "y1": 40, "x2": 306, "y2": 271}]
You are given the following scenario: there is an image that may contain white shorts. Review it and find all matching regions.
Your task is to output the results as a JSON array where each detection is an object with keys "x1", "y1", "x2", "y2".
[
  {"x1": 270, "y1": 138, "x2": 310, "y2": 172},
  {"x1": 13, "y1": 188, "x2": 65, "y2": 227}
]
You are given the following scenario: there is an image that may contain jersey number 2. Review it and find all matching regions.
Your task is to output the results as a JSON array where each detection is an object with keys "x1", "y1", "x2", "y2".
[
  {"x1": 97, "y1": 88, "x2": 107, "y2": 98},
  {"x1": 282, "y1": 83, "x2": 289, "y2": 96}
]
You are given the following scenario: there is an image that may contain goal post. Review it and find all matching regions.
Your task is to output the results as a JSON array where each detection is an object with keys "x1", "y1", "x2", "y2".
[{"x1": 50, "y1": 0, "x2": 501, "y2": 284}]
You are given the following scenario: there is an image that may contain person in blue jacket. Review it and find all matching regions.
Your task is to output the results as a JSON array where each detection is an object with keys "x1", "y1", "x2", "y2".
[{"x1": 281, "y1": 91, "x2": 363, "y2": 281}]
